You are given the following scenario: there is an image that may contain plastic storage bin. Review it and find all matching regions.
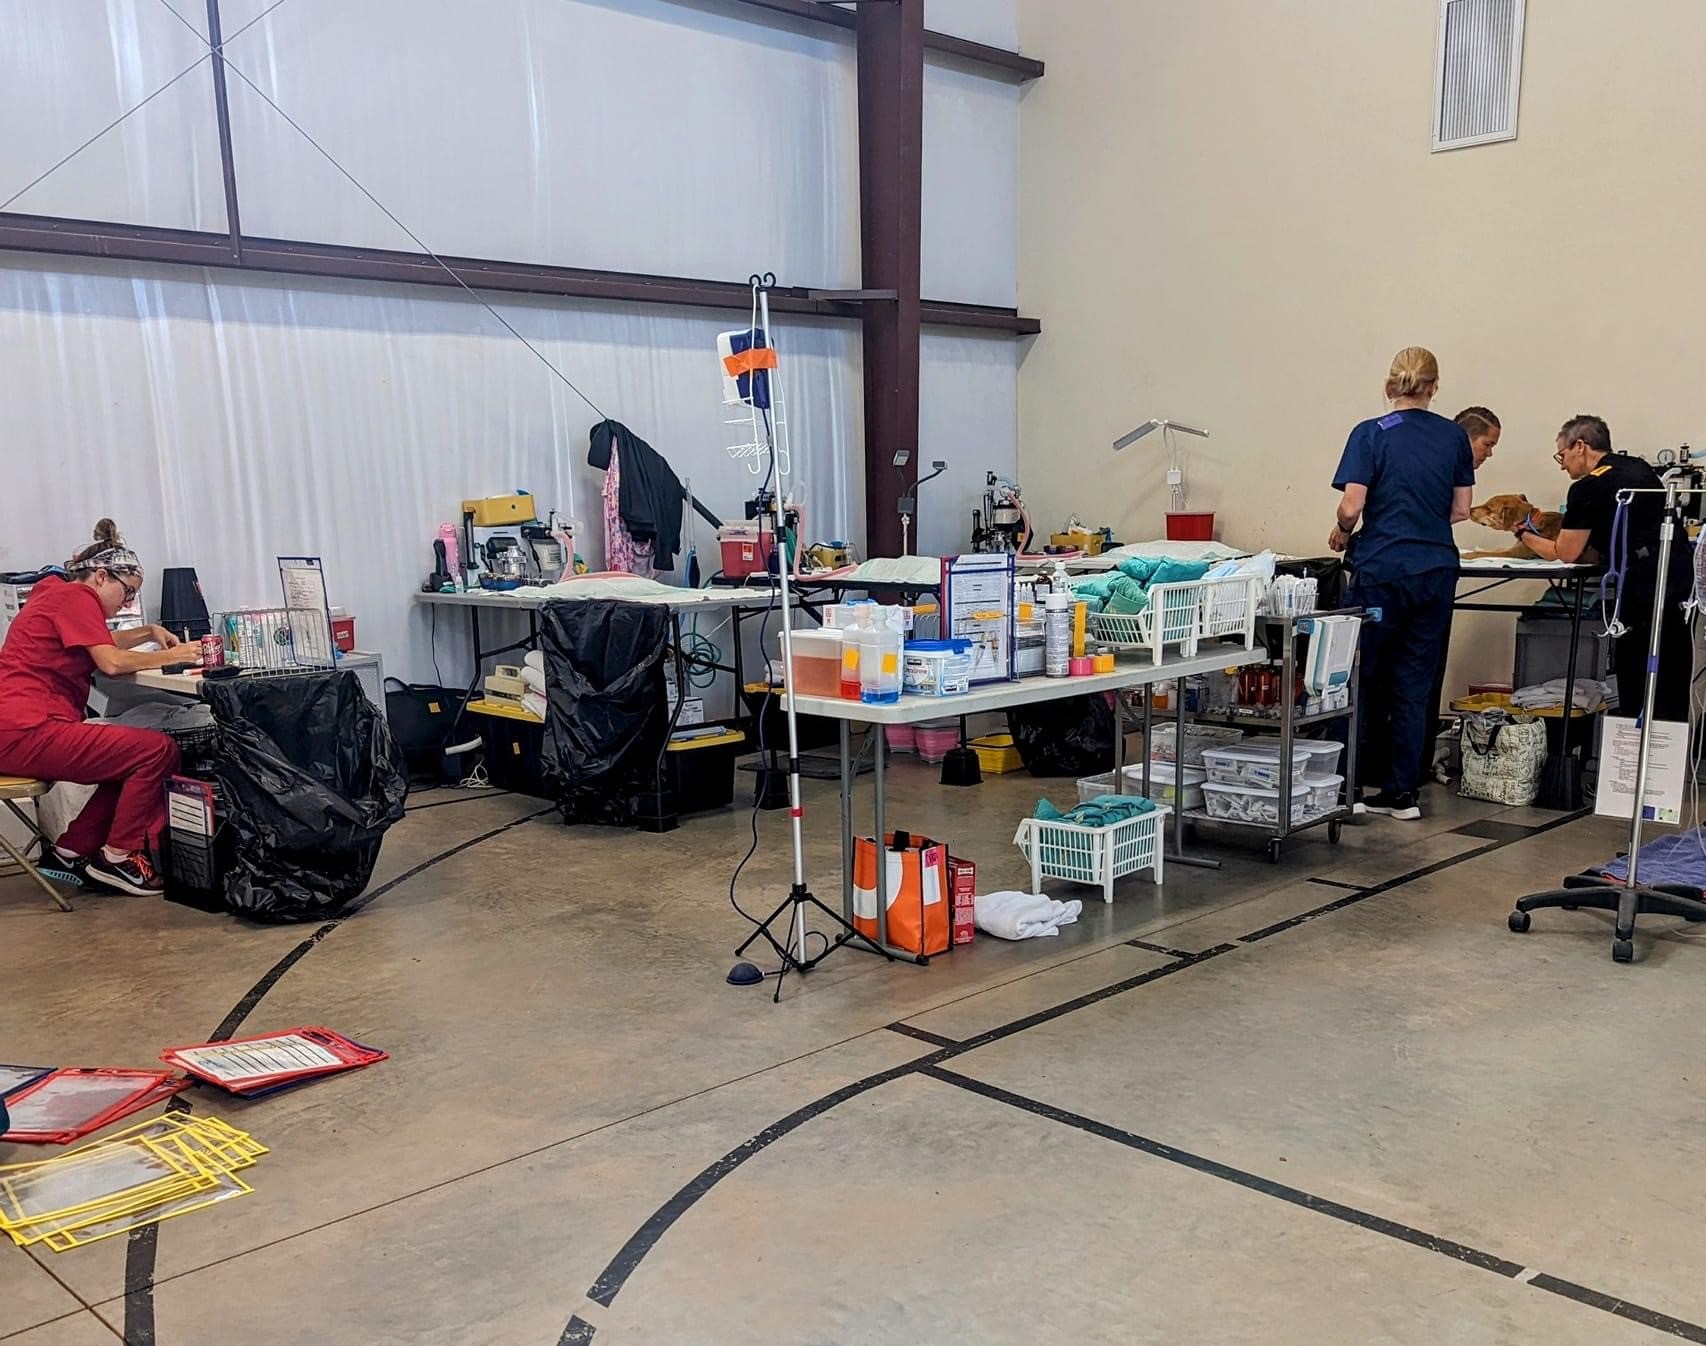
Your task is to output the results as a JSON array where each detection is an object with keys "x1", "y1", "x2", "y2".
[
  {"x1": 1149, "y1": 722, "x2": 1244, "y2": 767},
  {"x1": 1201, "y1": 743, "x2": 1312, "y2": 788},
  {"x1": 969, "y1": 733, "x2": 1023, "y2": 774},
  {"x1": 1202, "y1": 780, "x2": 1311, "y2": 827},
  {"x1": 1201, "y1": 776, "x2": 1341, "y2": 827},
  {"x1": 667, "y1": 729, "x2": 743, "y2": 814},
  {"x1": 914, "y1": 721, "x2": 959, "y2": 764},
  {"x1": 1077, "y1": 762, "x2": 1205, "y2": 811},
  {"x1": 1295, "y1": 739, "x2": 1344, "y2": 780},
  {"x1": 885, "y1": 725, "x2": 916, "y2": 754},
  {"x1": 1013, "y1": 804, "x2": 1171, "y2": 903},
  {"x1": 902, "y1": 639, "x2": 973, "y2": 697},
  {"x1": 1301, "y1": 773, "x2": 1344, "y2": 815},
  {"x1": 466, "y1": 697, "x2": 549, "y2": 799},
  {"x1": 779, "y1": 629, "x2": 842, "y2": 698}
]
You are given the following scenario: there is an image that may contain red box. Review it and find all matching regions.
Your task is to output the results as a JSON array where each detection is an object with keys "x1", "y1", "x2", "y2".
[
  {"x1": 719, "y1": 526, "x2": 776, "y2": 579},
  {"x1": 330, "y1": 615, "x2": 356, "y2": 653},
  {"x1": 946, "y1": 854, "x2": 976, "y2": 946}
]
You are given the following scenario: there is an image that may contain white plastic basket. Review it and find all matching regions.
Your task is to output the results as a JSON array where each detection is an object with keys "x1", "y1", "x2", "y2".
[
  {"x1": 1086, "y1": 574, "x2": 1262, "y2": 664},
  {"x1": 1013, "y1": 804, "x2": 1171, "y2": 904}
]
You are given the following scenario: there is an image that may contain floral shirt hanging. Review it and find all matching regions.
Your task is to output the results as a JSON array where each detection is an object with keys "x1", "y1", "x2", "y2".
[{"x1": 602, "y1": 443, "x2": 654, "y2": 578}]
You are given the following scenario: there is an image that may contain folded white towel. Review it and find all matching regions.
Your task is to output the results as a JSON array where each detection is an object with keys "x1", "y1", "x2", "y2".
[{"x1": 974, "y1": 890, "x2": 1084, "y2": 940}]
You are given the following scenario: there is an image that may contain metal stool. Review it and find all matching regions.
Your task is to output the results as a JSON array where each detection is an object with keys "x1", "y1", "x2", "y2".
[{"x1": 0, "y1": 777, "x2": 72, "y2": 912}]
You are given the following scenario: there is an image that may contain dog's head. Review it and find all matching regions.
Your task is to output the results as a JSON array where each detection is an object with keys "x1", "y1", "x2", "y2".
[{"x1": 1469, "y1": 493, "x2": 1534, "y2": 530}]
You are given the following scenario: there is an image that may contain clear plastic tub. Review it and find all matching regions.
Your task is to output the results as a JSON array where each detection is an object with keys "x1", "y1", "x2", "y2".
[
  {"x1": 1201, "y1": 774, "x2": 1343, "y2": 827},
  {"x1": 1149, "y1": 723, "x2": 1244, "y2": 766},
  {"x1": 1078, "y1": 762, "x2": 1204, "y2": 811},
  {"x1": 778, "y1": 629, "x2": 842, "y2": 698},
  {"x1": 1301, "y1": 773, "x2": 1344, "y2": 815},
  {"x1": 1200, "y1": 743, "x2": 1313, "y2": 788},
  {"x1": 1296, "y1": 739, "x2": 1344, "y2": 780}
]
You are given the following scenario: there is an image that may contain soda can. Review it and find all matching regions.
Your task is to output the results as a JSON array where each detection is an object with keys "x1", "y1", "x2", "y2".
[{"x1": 199, "y1": 634, "x2": 225, "y2": 669}]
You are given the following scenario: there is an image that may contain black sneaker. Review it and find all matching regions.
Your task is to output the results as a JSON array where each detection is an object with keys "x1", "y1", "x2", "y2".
[
  {"x1": 1362, "y1": 789, "x2": 1421, "y2": 821},
  {"x1": 83, "y1": 850, "x2": 165, "y2": 896},
  {"x1": 39, "y1": 848, "x2": 91, "y2": 889}
]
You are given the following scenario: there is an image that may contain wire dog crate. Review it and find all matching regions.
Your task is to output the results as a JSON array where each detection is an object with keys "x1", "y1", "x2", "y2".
[{"x1": 215, "y1": 608, "x2": 337, "y2": 672}]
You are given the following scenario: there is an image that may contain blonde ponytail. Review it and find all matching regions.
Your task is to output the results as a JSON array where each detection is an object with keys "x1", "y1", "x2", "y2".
[{"x1": 1384, "y1": 346, "x2": 1439, "y2": 401}]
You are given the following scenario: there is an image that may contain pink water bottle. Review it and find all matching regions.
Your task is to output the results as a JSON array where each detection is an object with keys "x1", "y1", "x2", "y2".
[{"x1": 437, "y1": 524, "x2": 462, "y2": 590}]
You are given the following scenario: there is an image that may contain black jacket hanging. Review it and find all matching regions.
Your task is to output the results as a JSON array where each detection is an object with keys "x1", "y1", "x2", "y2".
[{"x1": 587, "y1": 420, "x2": 685, "y2": 571}]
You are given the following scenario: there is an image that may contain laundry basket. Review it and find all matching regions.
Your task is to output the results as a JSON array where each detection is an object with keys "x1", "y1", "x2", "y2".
[
  {"x1": 1087, "y1": 574, "x2": 1262, "y2": 663},
  {"x1": 1012, "y1": 804, "x2": 1170, "y2": 904}
]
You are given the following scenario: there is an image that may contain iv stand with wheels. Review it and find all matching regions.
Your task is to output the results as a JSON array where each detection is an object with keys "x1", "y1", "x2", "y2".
[
  {"x1": 728, "y1": 275, "x2": 892, "y2": 999},
  {"x1": 1507, "y1": 481, "x2": 1706, "y2": 962}
]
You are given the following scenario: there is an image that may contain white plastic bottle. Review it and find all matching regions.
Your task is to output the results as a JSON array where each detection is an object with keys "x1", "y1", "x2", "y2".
[
  {"x1": 840, "y1": 607, "x2": 871, "y2": 700},
  {"x1": 1044, "y1": 589, "x2": 1072, "y2": 677},
  {"x1": 861, "y1": 614, "x2": 903, "y2": 704}
]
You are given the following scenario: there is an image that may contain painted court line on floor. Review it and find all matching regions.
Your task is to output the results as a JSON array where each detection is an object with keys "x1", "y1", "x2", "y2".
[
  {"x1": 1125, "y1": 938, "x2": 1195, "y2": 958},
  {"x1": 120, "y1": 807, "x2": 558, "y2": 1346},
  {"x1": 922, "y1": 1066, "x2": 1706, "y2": 1345},
  {"x1": 568, "y1": 807, "x2": 1598, "y2": 1340}
]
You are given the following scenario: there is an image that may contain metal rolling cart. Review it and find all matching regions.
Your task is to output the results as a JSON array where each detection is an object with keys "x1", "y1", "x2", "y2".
[{"x1": 1160, "y1": 608, "x2": 1375, "y2": 863}]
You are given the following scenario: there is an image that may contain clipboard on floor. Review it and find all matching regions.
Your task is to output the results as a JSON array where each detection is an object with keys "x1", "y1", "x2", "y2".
[{"x1": 161, "y1": 1027, "x2": 387, "y2": 1097}]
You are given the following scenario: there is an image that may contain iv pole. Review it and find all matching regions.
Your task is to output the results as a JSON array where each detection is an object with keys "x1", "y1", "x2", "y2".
[
  {"x1": 1507, "y1": 481, "x2": 1706, "y2": 961},
  {"x1": 728, "y1": 274, "x2": 891, "y2": 998}
]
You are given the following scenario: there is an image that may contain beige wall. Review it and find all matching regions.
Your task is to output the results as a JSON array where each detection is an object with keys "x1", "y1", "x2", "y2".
[{"x1": 1015, "y1": 0, "x2": 1706, "y2": 687}]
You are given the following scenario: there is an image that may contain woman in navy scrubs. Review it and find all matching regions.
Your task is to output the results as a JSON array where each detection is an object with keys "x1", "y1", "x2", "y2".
[{"x1": 1329, "y1": 347, "x2": 1475, "y2": 820}]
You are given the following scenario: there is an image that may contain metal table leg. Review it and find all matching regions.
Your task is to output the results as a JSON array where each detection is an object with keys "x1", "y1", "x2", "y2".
[
  {"x1": 873, "y1": 729, "x2": 889, "y2": 950},
  {"x1": 1168, "y1": 673, "x2": 1220, "y2": 870},
  {"x1": 1141, "y1": 691, "x2": 1153, "y2": 797},
  {"x1": 840, "y1": 721, "x2": 854, "y2": 923},
  {"x1": 1539, "y1": 574, "x2": 1587, "y2": 808},
  {"x1": 1112, "y1": 687, "x2": 1125, "y2": 793}
]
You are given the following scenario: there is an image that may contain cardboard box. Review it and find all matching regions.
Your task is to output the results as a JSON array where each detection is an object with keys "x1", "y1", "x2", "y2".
[{"x1": 946, "y1": 854, "x2": 976, "y2": 946}]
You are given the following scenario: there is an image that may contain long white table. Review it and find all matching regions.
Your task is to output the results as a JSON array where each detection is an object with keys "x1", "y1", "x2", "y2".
[{"x1": 789, "y1": 642, "x2": 1268, "y2": 963}]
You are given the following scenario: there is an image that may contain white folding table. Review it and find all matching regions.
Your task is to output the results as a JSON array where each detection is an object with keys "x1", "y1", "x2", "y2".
[{"x1": 788, "y1": 642, "x2": 1268, "y2": 962}]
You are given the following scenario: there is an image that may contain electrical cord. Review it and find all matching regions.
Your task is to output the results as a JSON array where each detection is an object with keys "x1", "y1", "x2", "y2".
[{"x1": 430, "y1": 602, "x2": 445, "y2": 689}]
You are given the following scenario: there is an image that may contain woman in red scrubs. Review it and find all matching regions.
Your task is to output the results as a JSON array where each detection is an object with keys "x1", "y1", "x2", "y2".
[{"x1": 0, "y1": 521, "x2": 189, "y2": 895}]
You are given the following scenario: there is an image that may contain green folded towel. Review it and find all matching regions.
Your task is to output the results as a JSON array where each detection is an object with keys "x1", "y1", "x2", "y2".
[{"x1": 1035, "y1": 794, "x2": 1157, "y2": 828}]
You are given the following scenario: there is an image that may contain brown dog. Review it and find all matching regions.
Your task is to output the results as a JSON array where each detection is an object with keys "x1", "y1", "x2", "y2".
[{"x1": 1463, "y1": 493, "x2": 1563, "y2": 559}]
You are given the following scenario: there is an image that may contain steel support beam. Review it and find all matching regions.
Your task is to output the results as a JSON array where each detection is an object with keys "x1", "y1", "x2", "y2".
[
  {"x1": 0, "y1": 212, "x2": 1038, "y2": 335},
  {"x1": 204, "y1": 0, "x2": 243, "y2": 260},
  {"x1": 856, "y1": 0, "x2": 925, "y2": 557},
  {"x1": 719, "y1": 0, "x2": 1044, "y2": 81}
]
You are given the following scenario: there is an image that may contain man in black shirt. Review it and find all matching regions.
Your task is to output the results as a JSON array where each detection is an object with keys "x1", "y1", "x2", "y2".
[{"x1": 1518, "y1": 414, "x2": 1693, "y2": 721}]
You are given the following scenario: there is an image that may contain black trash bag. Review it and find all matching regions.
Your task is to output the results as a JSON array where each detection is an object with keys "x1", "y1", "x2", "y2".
[
  {"x1": 202, "y1": 670, "x2": 409, "y2": 922},
  {"x1": 538, "y1": 599, "x2": 671, "y2": 826},
  {"x1": 1007, "y1": 694, "x2": 1115, "y2": 777}
]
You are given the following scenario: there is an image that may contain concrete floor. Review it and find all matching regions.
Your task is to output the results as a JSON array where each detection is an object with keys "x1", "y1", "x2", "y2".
[{"x1": 3, "y1": 750, "x2": 1704, "y2": 1346}]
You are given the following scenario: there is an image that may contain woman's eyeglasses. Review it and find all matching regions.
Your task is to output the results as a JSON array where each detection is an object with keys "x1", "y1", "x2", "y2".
[{"x1": 112, "y1": 572, "x2": 141, "y2": 603}]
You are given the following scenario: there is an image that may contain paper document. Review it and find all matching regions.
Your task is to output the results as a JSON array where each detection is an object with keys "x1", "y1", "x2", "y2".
[
  {"x1": 168, "y1": 1035, "x2": 346, "y2": 1085},
  {"x1": 1594, "y1": 716, "x2": 1688, "y2": 825}
]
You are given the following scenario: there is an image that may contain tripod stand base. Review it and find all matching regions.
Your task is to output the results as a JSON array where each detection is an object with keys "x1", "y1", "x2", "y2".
[
  {"x1": 735, "y1": 882, "x2": 894, "y2": 977},
  {"x1": 1508, "y1": 873, "x2": 1706, "y2": 962}
]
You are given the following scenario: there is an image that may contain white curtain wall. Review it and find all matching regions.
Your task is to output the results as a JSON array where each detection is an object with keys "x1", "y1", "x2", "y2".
[{"x1": 0, "y1": 0, "x2": 1019, "y2": 684}]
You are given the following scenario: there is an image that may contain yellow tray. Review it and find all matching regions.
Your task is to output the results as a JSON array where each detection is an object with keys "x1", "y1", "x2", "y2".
[
  {"x1": 667, "y1": 729, "x2": 744, "y2": 753},
  {"x1": 1449, "y1": 691, "x2": 1591, "y2": 720},
  {"x1": 465, "y1": 697, "x2": 544, "y2": 725}
]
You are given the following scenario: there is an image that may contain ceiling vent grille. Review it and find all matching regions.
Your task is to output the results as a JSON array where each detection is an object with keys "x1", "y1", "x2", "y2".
[{"x1": 1433, "y1": 0, "x2": 1526, "y2": 151}]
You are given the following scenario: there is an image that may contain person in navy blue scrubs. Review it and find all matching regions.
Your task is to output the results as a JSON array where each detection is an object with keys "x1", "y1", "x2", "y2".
[{"x1": 1329, "y1": 347, "x2": 1475, "y2": 820}]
